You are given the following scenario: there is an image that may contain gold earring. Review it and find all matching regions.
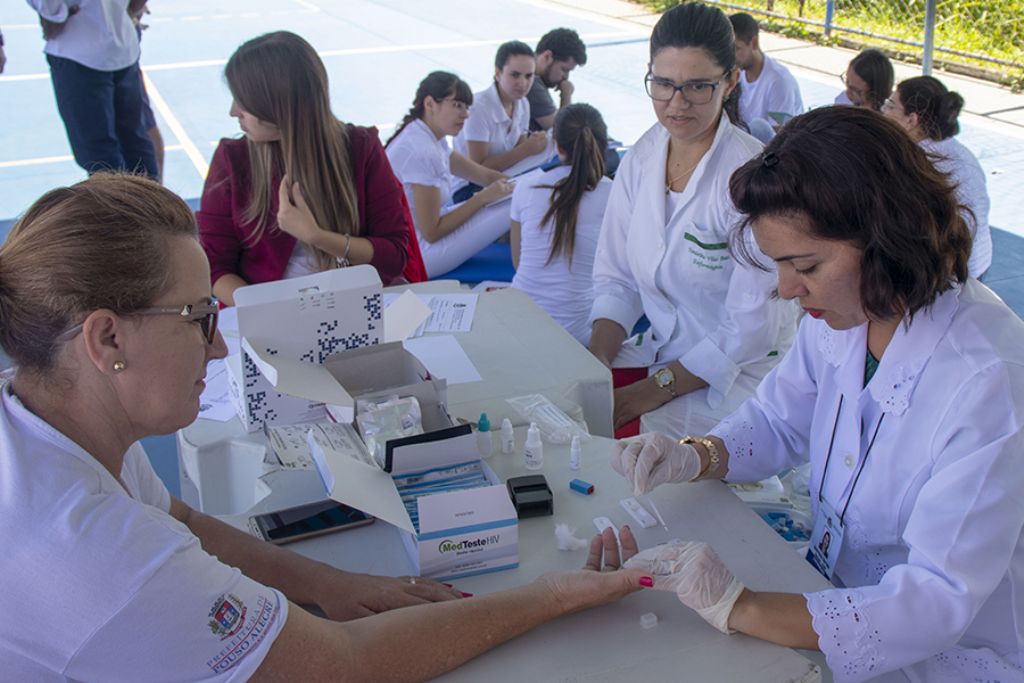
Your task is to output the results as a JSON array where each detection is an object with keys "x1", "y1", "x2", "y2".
[{"x1": 113, "y1": 360, "x2": 126, "y2": 372}]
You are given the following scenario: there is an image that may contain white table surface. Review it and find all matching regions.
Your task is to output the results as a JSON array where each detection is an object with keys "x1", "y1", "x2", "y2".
[
  {"x1": 178, "y1": 282, "x2": 614, "y2": 514},
  {"x1": 219, "y1": 431, "x2": 833, "y2": 683}
]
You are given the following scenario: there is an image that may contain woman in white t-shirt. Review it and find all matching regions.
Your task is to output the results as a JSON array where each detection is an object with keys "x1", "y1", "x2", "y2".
[
  {"x1": 386, "y1": 71, "x2": 515, "y2": 277},
  {"x1": 510, "y1": 103, "x2": 612, "y2": 346},
  {"x1": 882, "y1": 75, "x2": 992, "y2": 278},
  {"x1": 0, "y1": 173, "x2": 647, "y2": 682}
]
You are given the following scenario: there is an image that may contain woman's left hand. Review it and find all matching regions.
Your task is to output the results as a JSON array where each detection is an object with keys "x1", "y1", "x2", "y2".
[
  {"x1": 585, "y1": 524, "x2": 639, "y2": 572},
  {"x1": 317, "y1": 571, "x2": 465, "y2": 621},
  {"x1": 277, "y1": 175, "x2": 324, "y2": 245},
  {"x1": 614, "y1": 377, "x2": 672, "y2": 429}
]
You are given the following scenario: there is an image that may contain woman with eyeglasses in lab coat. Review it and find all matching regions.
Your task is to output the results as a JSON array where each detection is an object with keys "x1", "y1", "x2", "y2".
[{"x1": 589, "y1": 2, "x2": 798, "y2": 437}]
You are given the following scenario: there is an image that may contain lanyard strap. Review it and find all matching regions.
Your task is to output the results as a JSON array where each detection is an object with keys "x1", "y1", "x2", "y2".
[{"x1": 817, "y1": 395, "x2": 886, "y2": 525}]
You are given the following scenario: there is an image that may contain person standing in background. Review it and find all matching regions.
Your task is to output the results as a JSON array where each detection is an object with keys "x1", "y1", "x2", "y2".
[{"x1": 27, "y1": 0, "x2": 158, "y2": 178}]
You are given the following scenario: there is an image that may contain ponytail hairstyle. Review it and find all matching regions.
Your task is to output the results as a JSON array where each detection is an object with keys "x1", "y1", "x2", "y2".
[
  {"x1": 225, "y1": 31, "x2": 360, "y2": 272},
  {"x1": 386, "y1": 71, "x2": 473, "y2": 148},
  {"x1": 539, "y1": 103, "x2": 607, "y2": 266},
  {"x1": 649, "y1": 2, "x2": 741, "y2": 126},
  {"x1": 897, "y1": 75, "x2": 964, "y2": 141}
]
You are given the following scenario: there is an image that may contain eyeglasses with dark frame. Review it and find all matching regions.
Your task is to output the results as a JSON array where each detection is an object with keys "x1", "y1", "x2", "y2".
[
  {"x1": 57, "y1": 297, "x2": 221, "y2": 345},
  {"x1": 644, "y1": 71, "x2": 728, "y2": 105}
]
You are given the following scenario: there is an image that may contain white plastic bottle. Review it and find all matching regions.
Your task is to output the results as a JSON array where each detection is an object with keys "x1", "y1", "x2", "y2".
[
  {"x1": 500, "y1": 418, "x2": 515, "y2": 455},
  {"x1": 524, "y1": 422, "x2": 544, "y2": 470},
  {"x1": 569, "y1": 435, "x2": 581, "y2": 470},
  {"x1": 476, "y1": 413, "x2": 493, "y2": 459}
]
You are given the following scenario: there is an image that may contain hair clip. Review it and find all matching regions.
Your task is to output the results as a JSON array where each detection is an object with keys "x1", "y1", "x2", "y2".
[{"x1": 762, "y1": 152, "x2": 780, "y2": 168}]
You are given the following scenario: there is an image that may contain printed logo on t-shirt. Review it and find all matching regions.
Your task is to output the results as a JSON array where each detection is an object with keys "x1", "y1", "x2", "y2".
[
  {"x1": 205, "y1": 593, "x2": 279, "y2": 674},
  {"x1": 208, "y1": 593, "x2": 246, "y2": 640}
]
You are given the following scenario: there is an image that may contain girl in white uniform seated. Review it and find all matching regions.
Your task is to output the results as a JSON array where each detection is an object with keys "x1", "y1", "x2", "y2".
[
  {"x1": 835, "y1": 47, "x2": 894, "y2": 111},
  {"x1": 0, "y1": 173, "x2": 651, "y2": 682},
  {"x1": 386, "y1": 71, "x2": 515, "y2": 277},
  {"x1": 589, "y1": 2, "x2": 798, "y2": 436},
  {"x1": 614, "y1": 106, "x2": 1024, "y2": 683},
  {"x1": 453, "y1": 41, "x2": 549, "y2": 182},
  {"x1": 882, "y1": 75, "x2": 992, "y2": 279},
  {"x1": 510, "y1": 103, "x2": 612, "y2": 346}
]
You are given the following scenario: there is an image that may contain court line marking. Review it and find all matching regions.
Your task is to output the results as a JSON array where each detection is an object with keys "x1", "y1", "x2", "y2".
[
  {"x1": 0, "y1": 30, "x2": 642, "y2": 83},
  {"x1": 142, "y1": 71, "x2": 209, "y2": 179}
]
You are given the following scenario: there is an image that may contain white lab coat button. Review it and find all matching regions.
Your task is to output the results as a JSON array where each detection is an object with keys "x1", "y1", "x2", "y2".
[{"x1": 844, "y1": 455, "x2": 855, "y2": 468}]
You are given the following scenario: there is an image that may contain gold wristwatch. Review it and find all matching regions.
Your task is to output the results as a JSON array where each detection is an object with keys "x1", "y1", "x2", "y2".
[{"x1": 653, "y1": 366, "x2": 677, "y2": 397}]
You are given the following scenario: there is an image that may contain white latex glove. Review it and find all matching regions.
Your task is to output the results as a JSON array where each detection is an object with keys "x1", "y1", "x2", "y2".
[
  {"x1": 610, "y1": 432, "x2": 702, "y2": 496},
  {"x1": 624, "y1": 541, "x2": 744, "y2": 634}
]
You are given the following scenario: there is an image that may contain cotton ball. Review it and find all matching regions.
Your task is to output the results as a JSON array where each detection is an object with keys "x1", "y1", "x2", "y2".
[{"x1": 555, "y1": 523, "x2": 589, "y2": 551}]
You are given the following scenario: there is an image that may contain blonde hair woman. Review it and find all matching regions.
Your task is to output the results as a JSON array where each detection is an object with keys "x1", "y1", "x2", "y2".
[{"x1": 197, "y1": 32, "x2": 413, "y2": 305}]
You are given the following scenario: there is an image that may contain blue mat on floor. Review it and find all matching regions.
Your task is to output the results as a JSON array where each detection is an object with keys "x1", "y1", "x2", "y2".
[{"x1": 434, "y1": 242, "x2": 515, "y2": 285}]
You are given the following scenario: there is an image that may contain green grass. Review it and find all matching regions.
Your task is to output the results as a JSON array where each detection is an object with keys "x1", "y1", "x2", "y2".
[{"x1": 643, "y1": 0, "x2": 1024, "y2": 78}]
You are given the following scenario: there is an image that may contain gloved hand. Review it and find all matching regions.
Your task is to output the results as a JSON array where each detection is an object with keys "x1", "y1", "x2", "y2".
[
  {"x1": 624, "y1": 541, "x2": 744, "y2": 634},
  {"x1": 610, "y1": 432, "x2": 702, "y2": 496}
]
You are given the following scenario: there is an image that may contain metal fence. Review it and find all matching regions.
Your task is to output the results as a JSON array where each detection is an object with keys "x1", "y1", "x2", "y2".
[{"x1": 653, "y1": 0, "x2": 1024, "y2": 86}]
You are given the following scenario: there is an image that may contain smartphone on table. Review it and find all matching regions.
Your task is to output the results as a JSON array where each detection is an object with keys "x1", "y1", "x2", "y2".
[{"x1": 247, "y1": 499, "x2": 374, "y2": 545}]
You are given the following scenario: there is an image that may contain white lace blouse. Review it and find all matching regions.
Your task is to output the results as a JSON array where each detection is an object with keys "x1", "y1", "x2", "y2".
[{"x1": 711, "y1": 280, "x2": 1024, "y2": 682}]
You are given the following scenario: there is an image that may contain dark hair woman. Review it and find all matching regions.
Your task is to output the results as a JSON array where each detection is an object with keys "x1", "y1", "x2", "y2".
[
  {"x1": 882, "y1": 75, "x2": 991, "y2": 277},
  {"x1": 385, "y1": 71, "x2": 514, "y2": 277},
  {"x1": 509, "y1": 103, "x2": 612, "y2": 345},
  {"x1": 837, "y1": 47, "x2": 894, "y2": 110},
  {"x1": 612, "y1": 106, "x2": 1024, "y2": 683}
]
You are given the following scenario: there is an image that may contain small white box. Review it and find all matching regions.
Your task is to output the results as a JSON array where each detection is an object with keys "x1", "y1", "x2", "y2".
[
  {"x1": 228, "y1": 266, "x2": 384, "y2": 432},
  {"x1": 304, "y1": 344, "x2": 519, "y2": 580}
]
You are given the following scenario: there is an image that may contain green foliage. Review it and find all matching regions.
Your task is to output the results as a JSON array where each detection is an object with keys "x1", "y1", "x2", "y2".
[{"x1": 637, "y1": 0, "x2": 1023, "y2": 77}]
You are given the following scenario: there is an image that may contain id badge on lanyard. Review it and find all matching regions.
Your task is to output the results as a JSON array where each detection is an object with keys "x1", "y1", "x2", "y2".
[
  {"x1": 806, "y1": 499, "x2": 845, "y2": 580},
  {"x1": 805, "y1": 395, "x2": 885, "y2": 582}
]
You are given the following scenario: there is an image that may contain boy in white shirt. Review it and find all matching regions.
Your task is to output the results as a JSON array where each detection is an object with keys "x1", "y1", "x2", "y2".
[{"x1": 729, "y1": 13, "x2": 803, "y2": 143}]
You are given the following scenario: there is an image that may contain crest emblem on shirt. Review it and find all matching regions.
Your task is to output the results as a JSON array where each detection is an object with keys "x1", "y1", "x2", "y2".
[{"x1": 208, "y1": 593, "x2": 247, "y2": 640}]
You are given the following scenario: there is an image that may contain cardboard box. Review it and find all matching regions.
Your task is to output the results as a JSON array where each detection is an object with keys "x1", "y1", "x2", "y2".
[
  {"x1": 226, "y1": 267, "x2": 384, "y2": 432},
  {"x1": 313, "y1": 344, "x2": 518, "y2": 579},
  {"x1": 242, "y1": 337, "x2": 519, "y2": 580}
]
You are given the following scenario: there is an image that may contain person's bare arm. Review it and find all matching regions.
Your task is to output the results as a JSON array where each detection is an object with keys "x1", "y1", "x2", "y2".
[
  {"x1": 728, "y1": 590, "x2": 819, "y2": 649},
  {"x1": 510, "y1": 220, "x2": 522, "y2": 270},
  {"x1": 212, "y1": 274, "x2": 248, "y2": 307},
  {"x1": 588, "y1": 318, "x2": 628, "y2": 368},
  {"x1": 450, "y1": 152, "x2": 506, "y2": 187},
  {"x1": 412, "y1": 181, "x2": 511, "y2": 243},
  {"x1": 465, "y1": 132, "x2": 547, "y2": 171},
  {"x1": 170, "y1": 498, "x2": 461, "y2": 621},
  {"x1": 253, "y1": 527, "x2": 648, "y2": 682}
]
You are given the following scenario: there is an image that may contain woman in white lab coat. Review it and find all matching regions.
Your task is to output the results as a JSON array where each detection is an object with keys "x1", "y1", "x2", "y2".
[
  {"x1": 588, "y1": 2, "x2": 797, "y2": 436},
  {"x1": 882, "y1": 75, "x2": 992, "y2": 278},
  {"x1": 613, "y1": 106, "x2": 1024, "y2": 682}
]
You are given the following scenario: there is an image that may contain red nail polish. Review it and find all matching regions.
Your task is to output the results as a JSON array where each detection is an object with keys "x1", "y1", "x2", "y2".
[
  {"x1": 639, "y1": 576, "x2": 655, "y2": 588},
  {"x1": 460, "y1": 591, "x2": 474, "y2": 597},
  {"x1": 442, "y1": 583, "x2": 453, "y2": 587}
]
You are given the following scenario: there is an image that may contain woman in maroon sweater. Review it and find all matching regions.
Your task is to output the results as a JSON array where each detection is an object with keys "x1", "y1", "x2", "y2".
[{"x1": 197, "y1": 32, "x2": 410, "y2": 304}]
